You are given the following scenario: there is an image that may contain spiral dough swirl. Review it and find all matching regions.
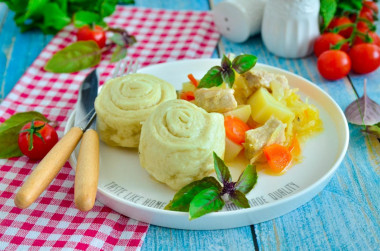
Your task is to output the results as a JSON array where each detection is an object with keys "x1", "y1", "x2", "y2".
[
  {"x1": 95, "y1": 73, "x2": 177, "y2": 147},
  {"x1": 139, "y1": 99, "x2": 225, "y2": 190}
]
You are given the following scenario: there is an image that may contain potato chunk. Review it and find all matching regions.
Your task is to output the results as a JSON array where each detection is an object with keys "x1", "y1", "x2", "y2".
[
  {"x1": 223, "y1": 105, "x2": 251, "y2": 123},
  {"x1": 248, "y1": 87, "x2": 295, "y2": 124}
]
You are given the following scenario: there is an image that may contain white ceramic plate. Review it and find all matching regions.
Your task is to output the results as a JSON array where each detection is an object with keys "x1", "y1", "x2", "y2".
[{"x1": 65, "y1": 59, "x2": 349, "y2": 230}]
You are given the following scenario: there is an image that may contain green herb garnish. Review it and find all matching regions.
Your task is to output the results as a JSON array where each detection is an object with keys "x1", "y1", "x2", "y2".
[
  {"x1": 197, "y1": 54, "x2": 257, "y2": 89},
  {"x1": 165, "y1": 152, "x2": 258, "y2": 220}
]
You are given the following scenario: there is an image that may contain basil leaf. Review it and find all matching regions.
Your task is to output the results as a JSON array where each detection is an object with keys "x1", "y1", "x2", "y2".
[
  {"x1": 165, "y1": 176, "x2": 221, "y2": 212},
  {"x1": 229, "y1": 190, "x2": 250, "y2": 209},
  {"x1": 44, "y1": 41, "x2": 101, "y2": 73},
  {"x1": 221, "y1": 54, "x2": 231, "y2": 70},
  {"x1": 25, "y1": 0, "x2": 49, "y2": 19},
  {"x1": 0, "y1": 112, "x2": 49, "y2": 159},
  {"x1": 213, "y1": 152, "x2": 232, "y2": 184},
  {"x1": 110, "y1": 33, "x2": 126, "y2": 46},
  {"x1": 232, "y1": 55, "x2": 257, "y2": 74},
  {"x1": 189, "y1": 187, "x2": 224, "y2": 220},
  {"x1": 110, "y1": 45, "x2": 128, "y2": 63},
  {"x1": 320, "y1": 0, "x2": 337, "y2": 31},
  {"x1": 235, "y1": 165, "x2": 258, "y2": 194},
  {"x1": 221, "y1": 67, "x2": 235, "y2": 88},
  {"x1": 73, "y1": 11, "x2": 101, "y2": 28},
  {"x1": 198, "y1": 66, "x2": 223, "y2": 88}
]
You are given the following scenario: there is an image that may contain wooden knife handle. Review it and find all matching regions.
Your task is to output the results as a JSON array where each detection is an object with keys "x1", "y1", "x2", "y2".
[
  {"x1": 74, "y1": 129, "x2": 99, "y2": 212},
  {"x1": 14, "y1": 127, "x2": 83, "y2": 209}
]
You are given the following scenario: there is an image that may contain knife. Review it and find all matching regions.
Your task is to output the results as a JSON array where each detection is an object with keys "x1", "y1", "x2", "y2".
[{"x1": 14, "y1": 69, "x2": 99, "y2": 211}]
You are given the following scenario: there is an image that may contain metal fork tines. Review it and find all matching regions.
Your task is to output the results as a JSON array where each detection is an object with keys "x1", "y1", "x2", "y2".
[{"x1": 112, "y1": 59, "x2": 139, "y2": 78}]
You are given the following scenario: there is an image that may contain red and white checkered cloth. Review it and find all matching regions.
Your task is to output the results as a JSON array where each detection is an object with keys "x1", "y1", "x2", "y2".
[{"x1": 0, "y1": 6, "x2": 219, "y2": 250}]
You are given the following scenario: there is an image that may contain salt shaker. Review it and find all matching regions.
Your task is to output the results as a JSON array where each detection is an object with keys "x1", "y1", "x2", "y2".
[
  {"x1": 261, "y1": 0, "x2": 320, "y2": 58},
  {"x1": 212, "y1": 0, "x2": 267, "y2": 43}
]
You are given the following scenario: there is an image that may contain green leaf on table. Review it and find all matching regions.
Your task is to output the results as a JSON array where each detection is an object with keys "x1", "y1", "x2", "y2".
[
  {"x1": 231, "y1": 54, "x2": 257, "y2": 74},
  {"x1": 0, "y1": 112, "x2": 49, "y2": 159},
  {"x1": 198, "y1": 66, "x2": 223, "y2": 88},
  {"x1": 213, "y1": 152, "x2": 232, "y2": 184},
  {"x1": 235, "y1": 164, "x2": 257, "y2": 194},
  {"x1": 110, "y1": 33, "x2": 126, "y2": 46},
  {"x1": 320, "y1": 0, "x2": 337, "y2": 31},
  {"x1": 44, "y1": 41, "x2": 102, "y2": 73},
  {"x1": 189, "y1": 186, "x2": 224, "y2": 220},
  {"x1": 164, "y1": 176, "x2": 221, "y2": 212},
  {"x1": 229, "y1": 190, "x2": 250, "y2": 209},
  {"x1": 73, "y1": 11, "x2": 101, "y2": 28},
  {"x1": 110, "y1": 45, "x2": 128, "y2": 63}
]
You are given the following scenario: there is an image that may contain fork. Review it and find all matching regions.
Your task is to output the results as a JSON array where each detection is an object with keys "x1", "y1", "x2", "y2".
[{"x1": 112, "y1": 58, "x2": 139, "y2": 78}]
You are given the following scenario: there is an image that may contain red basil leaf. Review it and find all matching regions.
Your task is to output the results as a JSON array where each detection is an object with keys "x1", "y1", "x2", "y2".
[
  {"x1": 229, "y1": 190, "x2": 250, "y2": 208},
  {"x1": 164, "y1": 176, "x2": 221, "y2": 212},
  {"x1": 213, "y1": 152, "x2": 232, "y2": 184},
  {"x1": 44, "y1": 41, "x2": 101, "y2": 73},
  {"x1": 235, "y1": 164, "x2": 257, "y2": 194},
  {"x1": 345, "y1": 81, "x2": 380, "y2": 125},
  {"x1": 221, "y1": 67, "x2": 235, "y2": 88},
  {"x1": 232, "y1": 54, "x2": 257, "y2": 74},
  {"x1": 198, "y1": 66, "x2": 223, "y2": 88},
  {"x1": 189, "y1": 187, "x2": 224, "y2": 220},
  {"x1": 221, "y1": 54, "x2": 231, "y2": 70}
]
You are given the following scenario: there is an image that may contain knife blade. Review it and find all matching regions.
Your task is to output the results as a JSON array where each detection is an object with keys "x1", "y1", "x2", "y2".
[{"x1": 14, "y1": 69, "x2": 99, "y2": 210}]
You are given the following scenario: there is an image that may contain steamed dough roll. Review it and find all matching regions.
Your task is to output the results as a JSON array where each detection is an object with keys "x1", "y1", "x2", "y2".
[
  {"x1": 94, "y1": 73, "x2": 177, "y2": 147},
  {"x1": 139, "y1": 99, "x2": 225, "y2": 190}
]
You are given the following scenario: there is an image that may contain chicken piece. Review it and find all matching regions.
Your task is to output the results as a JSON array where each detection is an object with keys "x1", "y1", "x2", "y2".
[
  {"x1": 244, "y1": 116, "x2": 286, "y2": 164},
  {"x1": 233, "y1": 70, "x2": 289, "y2": 104},
  {"x1": 194, "y1": 88, "x2": 238, "y2": 113}
]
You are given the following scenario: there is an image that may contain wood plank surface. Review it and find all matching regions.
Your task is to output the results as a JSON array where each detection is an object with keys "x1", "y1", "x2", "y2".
[{"x1": 1, "y1": 0, "x2": 379, "y2": 250}]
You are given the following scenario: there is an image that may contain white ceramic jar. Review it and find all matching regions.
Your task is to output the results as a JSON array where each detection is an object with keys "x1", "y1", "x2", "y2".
[
  {"x1": 212, "y1": 0, "x2": 267, "y2": 43},
  {"x1": 261, "y1": 0, "x2": 320, "y2": 58}
]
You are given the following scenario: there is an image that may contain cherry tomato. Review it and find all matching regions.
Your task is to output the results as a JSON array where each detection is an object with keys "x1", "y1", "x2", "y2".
[
  {"x1": 353, "y1": 30, "x2": 380, "y2": 47},
  {"x1": 317, "y1": 50, "x2": 351, "y2": 80},
  {"x1": 363, "y1": 1, "x2": 378, "y2": 15},
  {"x1": 349, "y1": 43, "x2": 380, "y2": 74},
  {"x1": 327, "y1": 16, "x2": 354, "y2": 38},
  {"x1": 76, "y1": 25, "x2": 106, "y2": 48},
  {"x1": 314, "y1": 33, "x2": 349, "y2": 57},
  {"x1": 18, "y1": 120, "x2": 58, "y2": 160}
]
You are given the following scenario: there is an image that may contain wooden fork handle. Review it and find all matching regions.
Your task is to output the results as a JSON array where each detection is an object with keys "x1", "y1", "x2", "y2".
[{"x1": 14, "y1": 127, "x2": 83, "y2": 209}]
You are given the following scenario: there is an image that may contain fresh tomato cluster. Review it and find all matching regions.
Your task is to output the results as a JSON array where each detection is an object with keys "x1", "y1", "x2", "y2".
[{"x1": 315, "y1": 1, "x2": 380, "y2": 80}]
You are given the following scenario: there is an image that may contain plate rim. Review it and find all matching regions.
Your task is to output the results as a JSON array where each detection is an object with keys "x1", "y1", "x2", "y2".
[{"x1": 65, "y1": 58, "x2": 349, "y2": 229}]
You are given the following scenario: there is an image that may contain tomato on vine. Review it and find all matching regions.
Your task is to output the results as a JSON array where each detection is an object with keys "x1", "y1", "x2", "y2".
[
  {"x1": 327, "y1": 16, "x2": 354, "y2": 38},
  {"x1": 18, "y1": 120, "x2": 58, "y2": 160},
  {"x1": 317, "y1": 50, "x2": 351, "y2": 80},
  {"x1": 76, "y1": 25, "x2": 106, "y2": 48},
  {"x1": 314, "y1": 33, "x2": 349, "y2": 57},
  {"x1": 349, "y1": 43, "x2": 380, "y2": 74}
]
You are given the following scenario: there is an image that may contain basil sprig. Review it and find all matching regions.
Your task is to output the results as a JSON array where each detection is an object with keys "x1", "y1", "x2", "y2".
[
  {"x1": 165, "y1": 152, "x2": 258, "y2": 220},
  {"x1": 198, "y1": 54, "x2": 257, "y2": 89}
]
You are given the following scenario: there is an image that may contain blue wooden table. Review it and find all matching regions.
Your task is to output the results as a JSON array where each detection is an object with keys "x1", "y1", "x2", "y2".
[{"x1": 1, "y1": 0, "x2": 379, "y2": 250}]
